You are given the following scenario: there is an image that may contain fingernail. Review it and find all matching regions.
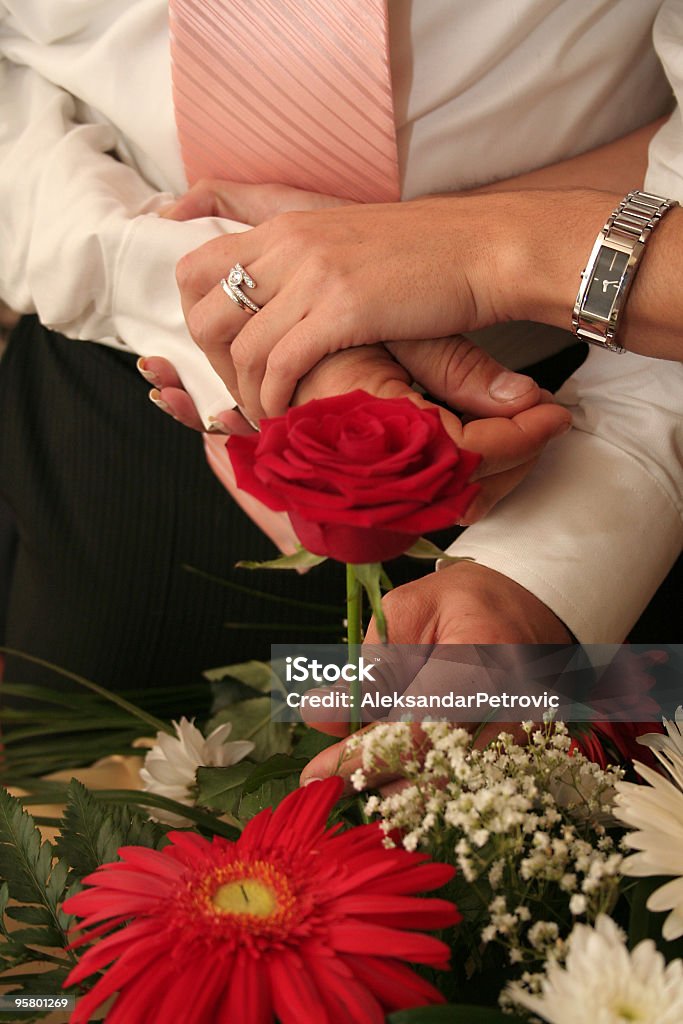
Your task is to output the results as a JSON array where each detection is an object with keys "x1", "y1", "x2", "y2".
[
  {"x1": 137, "y1": 358, "x2": 159, "y2": 385},
  {"x1": 489, "y1": 371, "x2": 537, "y2": 402},
  {"x1": 207, "y1": 417, "x2": 231, "y2": 435},
  {"x1": 148, "y1": 388, "x2": 169, "y2": 411},
  {"x1": 553, "y1": 419, "x2": 572, "y2": 438},
  {"x1": 302, "y1": 777, "x2": 324, "y2": 787}
]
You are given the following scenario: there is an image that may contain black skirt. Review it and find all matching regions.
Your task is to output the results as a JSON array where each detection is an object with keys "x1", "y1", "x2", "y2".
[{"x1": 0, "y1": 318, "x2": 353, "y2": 698}]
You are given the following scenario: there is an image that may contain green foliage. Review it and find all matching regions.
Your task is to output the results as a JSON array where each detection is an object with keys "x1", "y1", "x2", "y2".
[
  {"x1": 196, "y1": 763, "x2": 256, "y2": 816},
  {"x1": 206, "y1": 659, "x2": 287, "y2": 714},
  {"x1": 404, "y1": 538, "x2": 475, "y2": 564},
  {"x1": 292, "y1": 728, "x2": 338, "y2": 760},
  {"x1": 0, "y1": 790, "x2": 70, "y2": 929},
  {"x1": 53, "y1": 780, "x2": 167, "y2": 878},
  {"x1": 0, "y1": 667, "x2": 178, "y2": 784},
  {"x1": 349, "y1": 562, "x2": 388, "y2": 641},
  {"x1": 0, "y1": 788, "x2": 77, "y2": 1013},
  {"x1": 236, "y1": 547, "x2": 327, "y2": 571},
  {"x1": 197, "y1": 754, "x2": 309, "y2": 821}
]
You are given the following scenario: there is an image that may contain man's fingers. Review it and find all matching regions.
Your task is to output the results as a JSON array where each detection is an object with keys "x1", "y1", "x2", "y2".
[
  {"x1": 464, "y1": 403, "x2": 572, "y2": 479},
  {"x1": 460, "y1": 459, "x2": 539, "y2": 523},
  {"x1": 294, "y1": 348, "x2": 412, "y2": 406},
  {"x1": 385, "y1": 336, "x2": 542, "y2": 418}
]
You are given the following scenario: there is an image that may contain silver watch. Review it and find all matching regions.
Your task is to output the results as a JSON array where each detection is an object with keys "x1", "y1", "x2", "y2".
[{"x1": 572, "y1": 189, "x2": 678, "y2": 353}]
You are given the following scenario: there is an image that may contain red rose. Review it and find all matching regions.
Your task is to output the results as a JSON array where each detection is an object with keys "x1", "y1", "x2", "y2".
[{"x1": 226, "y1": 391, "x2": 481, "y2": 563}]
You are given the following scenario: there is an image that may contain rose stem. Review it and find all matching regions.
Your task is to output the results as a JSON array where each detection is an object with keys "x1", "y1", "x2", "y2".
[{"x1": 346, "y1": 564, "x2": 363, "y2": 732}]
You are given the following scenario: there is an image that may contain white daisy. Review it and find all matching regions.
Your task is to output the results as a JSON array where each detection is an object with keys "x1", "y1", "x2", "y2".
[
  {"x1": 616, "y1": 710, "x2": 683, "y2": 944},
  {"x1": 509, "y1": 915, "x2": 683, "y2": 1024},
  {"x1": 140, "y1": 717, "x2": 254, "y2": 825},
  {"x1": 615, "y1": 760, "x2": 683, "y2": 941},
  {"x1": 637, "y1": 706, "x2": 683, "y2": 790}
]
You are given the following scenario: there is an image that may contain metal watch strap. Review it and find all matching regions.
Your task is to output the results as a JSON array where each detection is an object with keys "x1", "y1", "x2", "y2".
[{"x1": 572, "y1": 189, "x2": 679, "y2": 353}]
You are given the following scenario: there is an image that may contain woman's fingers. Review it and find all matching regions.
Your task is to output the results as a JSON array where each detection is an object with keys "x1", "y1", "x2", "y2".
[
  {"x1": 137, "y1": 356, "x2": 184, "y2": 390},
  {"x1": 137, "y1": 356, "x2": 252, "y2": 435}
]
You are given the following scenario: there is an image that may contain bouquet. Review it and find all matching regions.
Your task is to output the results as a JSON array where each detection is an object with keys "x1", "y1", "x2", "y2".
[{"x1": 1, "y1": 392, "x2": 681, "y2": 1023}]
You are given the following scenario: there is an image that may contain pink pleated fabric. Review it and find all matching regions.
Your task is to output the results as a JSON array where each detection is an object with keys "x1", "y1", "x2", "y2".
[{"x1": 169, "y1": 0, "x2": 400, "y2": 203}]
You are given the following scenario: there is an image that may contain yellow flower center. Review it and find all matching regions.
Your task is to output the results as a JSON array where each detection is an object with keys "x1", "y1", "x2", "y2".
[
  {"x1": 213, "y1": 879, "x2": 277, "y2": 918},
  {"x1": 613, "y1": 1006, "x2": 642, "y2": 1022}
]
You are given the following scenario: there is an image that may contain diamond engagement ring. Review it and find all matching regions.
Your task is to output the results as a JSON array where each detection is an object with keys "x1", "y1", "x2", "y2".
[{"x1": 220, "y1": 263, "x2": 261, "y2": 314}]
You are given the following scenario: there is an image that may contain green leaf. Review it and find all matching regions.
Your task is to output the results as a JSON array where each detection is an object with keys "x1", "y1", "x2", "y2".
[
  {"x1": 182, "y1": 560, "x2": 340, "y2": 614},
  {"x1": 0, "y1": 789, "x2": 74, "y2": 970},
  {"x1": 241, "y1": 754, "x2": 309, "y2": 794},
  {"x1": 0, "y1": 881, "x2": 10, "y2": 937},
  {"x1": 3, "y1": 926, "x2": 64, "y2": 948},
  {"x1": 0, "y1": 647, "x2": 172, "y2": 735},
  {"x1": 0, "y1": 789, "x2": 55, "y2": 906},
  {"x1": 389, "y1": 1007, "x2": 524, "y2": 1023},
  {"x1": 404, "y1": 538, "x2": 476, "y2": 564},
  {"x1": 293, "y1": 729, "x2": 338, "y2": 759},
  {"x1": 5, "y1": 906, "x2": 53, "y2": 927},
  {"x1": 84, "y1": 790, "x2": 240, "y2": 839},
  {"x1": 206, "y1": 660, "x2": 286, "y2": 706},
  {"x1": 239, "y1": 776, "x2": 301, "y2": 818},
  {"x1": 196, "y1": 763, "x2": 255, "y2": 815},
  {"x1": 53, "y1": 780, "x2": 166, "y2": 878},
  {"x1": 236, "y1": 547, "x2": 327, "y2": 571},
  {"x1": 350, "y1": 563, "x2": 387, "y2": 641},
  {"x1": 207, "y1": 697, "x2": 293, "y2": 761}
]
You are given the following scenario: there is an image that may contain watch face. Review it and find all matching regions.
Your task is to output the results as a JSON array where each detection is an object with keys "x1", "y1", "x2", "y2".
[{"x1": 583, "y1": 246, "x2": 630, "y2": 320}]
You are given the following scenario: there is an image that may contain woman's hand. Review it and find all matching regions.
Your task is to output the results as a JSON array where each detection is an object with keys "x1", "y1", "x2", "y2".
[{"x1": 174, "y1": 193, "x2": 505, "y2": 422}]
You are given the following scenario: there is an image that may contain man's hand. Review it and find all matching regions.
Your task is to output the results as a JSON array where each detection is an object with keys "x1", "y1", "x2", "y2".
[
  {"x1": 299, "y1": 561, "x2": 572, "y2": 790},
  {"x1": 140, "y1": 342, "x2": 570, "y2": 524}
]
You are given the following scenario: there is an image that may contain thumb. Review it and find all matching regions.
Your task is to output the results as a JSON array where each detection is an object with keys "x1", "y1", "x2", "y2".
[{"x1": 385, "y1": 336, "x2": 544, "y2": 418}]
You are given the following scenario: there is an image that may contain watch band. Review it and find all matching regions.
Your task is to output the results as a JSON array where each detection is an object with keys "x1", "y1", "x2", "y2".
[{"x1": 572, "y1": 189, "x2": 679, "y2": 353}]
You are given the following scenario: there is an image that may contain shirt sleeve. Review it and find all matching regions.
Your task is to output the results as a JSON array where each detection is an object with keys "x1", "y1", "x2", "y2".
[
  {"x1": 445, "y1": 349, "x2": 683, "y2": 642},
  {"x1": 445, "y1": 0, "x2": 683, "y2": 643},
  {"x1": 0, "y1": 42, "x2": 238, "y2": 423}
]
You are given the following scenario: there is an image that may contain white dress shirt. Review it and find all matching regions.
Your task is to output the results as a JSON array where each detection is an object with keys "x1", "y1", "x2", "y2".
[{"x1": 0, "y1": 0, "x2": 681, "y2": 642}]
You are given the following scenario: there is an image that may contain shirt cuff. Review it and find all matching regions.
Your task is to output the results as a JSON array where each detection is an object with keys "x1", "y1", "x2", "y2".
[
  {"x1": 112, "y1": 210, "x2": 251, "y2": 424},
  {"x1": 443, "y1": 429, "x2": 683, "y2": 643}
]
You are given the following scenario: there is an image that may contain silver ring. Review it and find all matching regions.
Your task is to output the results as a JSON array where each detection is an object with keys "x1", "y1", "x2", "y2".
[{"x1": 220, "y1": 262, "x2": 261, "y2": 315}]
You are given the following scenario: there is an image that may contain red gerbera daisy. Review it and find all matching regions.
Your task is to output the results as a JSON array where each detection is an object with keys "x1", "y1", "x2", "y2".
[{"x1": 63, "y1": 777, "x2": 460, "y2": 1024}]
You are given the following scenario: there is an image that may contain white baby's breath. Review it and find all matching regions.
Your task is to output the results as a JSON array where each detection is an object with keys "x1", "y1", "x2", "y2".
[
  {"x1": 356, "y1": 720, "x2": 623, "y2": 975},
  {"x1": 140, "y1": 716, "x2": 254, "y2": 826}
]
